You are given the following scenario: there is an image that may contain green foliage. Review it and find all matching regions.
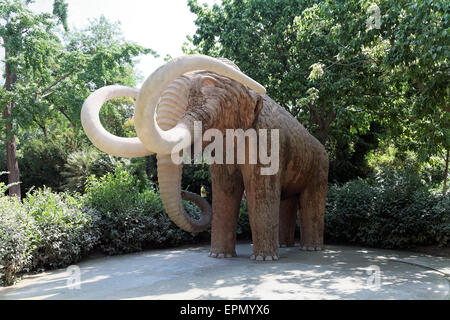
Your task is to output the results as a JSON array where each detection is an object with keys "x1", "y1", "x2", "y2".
[
  {"x1": 329, "y1": 122, "x2": 383, "y2": 183},
  {"x1": 381, "y1": 0, "x2": 449, "y2": 160},
  {"x1": 16, "y1": 127, "x2": 133, "y2": 194},
  {"x1": 430, "y1": 197, "x2": 450, "y2": 246},
  {"x1": 52, "y1": 0, "x2": 69, "y2": 32},
  {"x1": 1, "y1": 1, "x2": 157, "y2": 198},
  {"x1": 182, "y1": 163, "x2": 212, "y2": 202},
  {"x1": 17, "y1": 129, "x2": 83, "y2": 193},
  {"x1": 237, "y1": 199, "x2": 251, "y2": 239},
  {"x1": 0, "y1": 165, "x2": 208, "y2": 286},
  {"x1": 368, "y1": 144, "x2": 448, "y2": 191},
  {"x1": 0, "y1": 6, "x2": 156, "y2": 135},
  {"x1": 325, "y1": 169, "x2": 450, "y2": 248},
  {"x1": 187, "y1": 0, "x2": 384, "y2": 136},
  {"x1": 61, "y1": 148, "x2": 132, "y2": 193},
  {"x1": 83, "y1": 166, "x2": 198, "y2": 255},
  {"x1": 61, "y1": 148, "x2": 101, "y2": 192},
  {"x1": 187, "y1": 0, "x2": 449, "y2": 186},
  {"x1": 57, "y1": 16, "x2": 157, "y2": 130},
  {"x1": 0, "y1": 170, "x2": 99, "y2": 285},
  {"x1": 0, "y1": 195, "x2": 34, "y2": 286},
  {"x1": 23, "y1": 188, "x2": 100, "y2": 270}
]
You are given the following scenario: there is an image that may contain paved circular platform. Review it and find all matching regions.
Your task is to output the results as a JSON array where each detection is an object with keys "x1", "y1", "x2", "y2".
[{"x1": 0, "y1": 243, "x2": 448, "y2": 300}]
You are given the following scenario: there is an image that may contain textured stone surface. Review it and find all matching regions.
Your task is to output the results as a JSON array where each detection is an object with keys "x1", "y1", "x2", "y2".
[
  {"x1": 81, "y1": 56, "x2": 329, "y2": 261},
  {"x1": 1, "y1": 243, "x2": 448, "y2": 300},
  {"x1": 180, "y1": 71, "x2": 329, "y2": 260}
]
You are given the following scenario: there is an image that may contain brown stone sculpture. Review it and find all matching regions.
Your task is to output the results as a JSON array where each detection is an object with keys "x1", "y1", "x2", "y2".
[{"x1": 81, "y1": 55, "x2": 329, "y2": 261}]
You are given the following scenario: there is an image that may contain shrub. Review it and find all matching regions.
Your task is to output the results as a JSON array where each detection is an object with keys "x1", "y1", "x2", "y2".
[
  {"x1": 0, "y1": 176, "x2": 34, "y2": 286},
  {"x1": 62, "y1": 149, "x2": 132, "y2": 193},
  {"x1": 23, "y1": 189, "x2": 100, "y2": 270},
  {"x1": 18, "y1": 137, "x2": 69, "y2": 193},
  {"x1": 83, "y1": 166, "x2": 198, "y2": 255},
  {"x1": 61, "y1": 148, "x2": 101, "y2": 192},
  {"x1": 17, "y1": 130, "x2": 129, "y2": 194},
  {"x1": 0, "y1": 196, "x2": 34, "y2": 286},
  {"x1": 325, "y1": 169, "x2": 450, "y2": 248},
  {"x1": 429, "y1": 196, "x2": 450, "y2": 247},
  {"x1": 325, "y1": 180, "x2": 375, "y2": 243}
]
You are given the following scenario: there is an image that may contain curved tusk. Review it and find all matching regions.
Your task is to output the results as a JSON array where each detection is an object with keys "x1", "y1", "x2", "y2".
[
  {"x1": 134, "y1": 55, "x2": 266, "y2": 155},
  {"x1": 81, "y1": 85, "x2": 154, "y2": 158}
]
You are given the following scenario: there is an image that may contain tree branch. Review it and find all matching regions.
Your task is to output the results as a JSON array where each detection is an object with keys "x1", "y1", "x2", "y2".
[
  {"x1": 309, "y1": 103, "x2": 324, "y2": 129},
  {"x1": 57, "y1": 107, "x2": 74, "y2": 126},
  {"x1": 336, "y1": 41, "x2": 381, "y2": 66},
  {"x1": 38, "y1": 70, "x2": 75, "y2": 96},
  {"x1": 324, "y1": 109, "x2": 337, "y2": 129},
  {"x1": 41, "y1": 89, "x2": 58, "y2": 99}
]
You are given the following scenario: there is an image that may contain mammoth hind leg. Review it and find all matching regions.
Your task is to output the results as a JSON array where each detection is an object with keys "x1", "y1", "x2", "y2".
[
  {"x1": 298, "y1": 183, "x2": 326, "y2": 251},
  {"x1": 279, "y1": 195, "x2": 299, "y2": 248}
]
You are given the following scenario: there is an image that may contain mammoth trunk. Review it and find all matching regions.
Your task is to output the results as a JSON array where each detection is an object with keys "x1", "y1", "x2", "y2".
[{"x1": 156, "y1": 76, "x2": 212, "y2": 233}]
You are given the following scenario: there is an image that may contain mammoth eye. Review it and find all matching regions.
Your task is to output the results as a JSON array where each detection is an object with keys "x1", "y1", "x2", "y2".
[{"x1": 201, "y1": 76, "x2": 217, "y2": 88}]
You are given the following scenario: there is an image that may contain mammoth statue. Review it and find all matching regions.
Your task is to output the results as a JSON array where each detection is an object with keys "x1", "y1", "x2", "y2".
[{"x1": 82, "y1": 55, "x2": 329, "y2": 261}]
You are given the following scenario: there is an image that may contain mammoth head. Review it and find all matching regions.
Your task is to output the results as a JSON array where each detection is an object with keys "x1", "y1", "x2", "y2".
[
  {"x1": 81, "y1": 55, "x2": 266, "y2": 233},
  {"x1": 182, "y1": 70, "x2": 264, "y2": 137},
  {"x1": 134, "y1": 55, "x2": 266, "y2": 155}
]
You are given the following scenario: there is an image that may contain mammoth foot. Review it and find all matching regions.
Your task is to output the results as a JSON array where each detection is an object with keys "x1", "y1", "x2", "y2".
[
  {"x1": 209, "y1": 252, "x2": 237, "y2": 259},
  {"x1": 250, "y1": 254, "x2": 279, "y2": 262},
  {"x1": 279, "y1": 243, "x2": 295, "y2": 248},
  {"x1": 300, "y1": 245, "x2": 324, "y2": 251}
]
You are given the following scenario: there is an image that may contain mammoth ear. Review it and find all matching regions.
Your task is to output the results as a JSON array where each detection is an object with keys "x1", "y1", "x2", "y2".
[
  {"x1": 201, "y1": 76, "x2": 217, "y2": 89},
  {"x1": 252, "y1": 91, "x2": 263, "y2": 119}
]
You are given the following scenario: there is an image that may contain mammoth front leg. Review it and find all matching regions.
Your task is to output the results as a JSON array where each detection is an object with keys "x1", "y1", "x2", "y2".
[
  {"x1": 244, "y1": 170, "x2": 281, "y2": 261},
  {"x1": 209, "y1": 164, "x2": 244, "y2": 258}
]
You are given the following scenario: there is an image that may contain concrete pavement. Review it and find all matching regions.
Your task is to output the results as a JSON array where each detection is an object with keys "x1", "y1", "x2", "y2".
[{"x1": 0, "y1": 243, "x2": 448, "y2": 300}]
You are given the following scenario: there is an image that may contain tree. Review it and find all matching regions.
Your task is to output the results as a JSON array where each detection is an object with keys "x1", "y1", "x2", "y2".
[
  {"x1": 186, "y1": 0, "x2": 389, "y2": 182},
  {"x1": 379, "y1": 0, "x2": 449, "y2": 192},
  {"x1": 1, "y1": 0, "x2": 65, "y2": 197},
  {"x1": 0, "y1": 1, "x2": 157, "y2": 197},
  {"x1": 187, "y1": 0, "x2": 449, "y2": 188}
]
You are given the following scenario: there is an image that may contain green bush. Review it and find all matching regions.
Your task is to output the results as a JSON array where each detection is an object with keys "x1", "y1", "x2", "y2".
[
  {"x1": 17, "y1": 130, "x2": 127, "y2": 194},
  {"x1": 17, "y1": 129, "x2": 85, "y2": 193},
  {"x1": 2, "y1": 163, "x2": 446, "y2": 287},
  {"x1": 0, "y1": 176, "x2": 34, "y2": 285},
  {"x1": 325, "y1": 180, "x2": 375, "y2": 243},
  {"x1": 18, "y1": 138, "x2": 69, "y2": 193},
  {"x1": 61, "y1": 148, "x2": 101, "y2": 192},
  {"x1": 83, "y1": 166, "x2": 198, "y2": 255},
  {"x1": 63, "y1": 149, "x2": 132, "y2": 193},
  {"x1": 0, "y1": 196, "x2": 34, "y2": 286},
  {"x1": 325, "y1": 169, "x2": 450, "y2": 248},
  {"x1": 24, "y1": 189, "x2": 100, "y2": 270},
  {"x1": 0, "y1": 164, "x2": 211, "y2": 286}
]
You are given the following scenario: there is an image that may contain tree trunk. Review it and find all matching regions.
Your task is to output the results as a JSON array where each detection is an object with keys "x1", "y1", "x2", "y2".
[
  {"x1": 3, "y1": 42, "x2": 21, "y2": 198},
  {"x1": 316, "y1": 128, "x2": 329, "y2": 146},
  {"x1": 444, "y1": 149, "x2": 449, "y2": 196},
  {"x1": 4, "y1": 128, "x2": 21, "y2": 198},
  {"x1": 309, "y1": 103, "x2": 336, "y2": 146}
]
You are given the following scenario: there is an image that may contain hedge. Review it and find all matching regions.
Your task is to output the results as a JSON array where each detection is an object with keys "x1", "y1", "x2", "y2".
[{"x1": 1, "y1": 168, "x2": 448, "y2": 286}]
